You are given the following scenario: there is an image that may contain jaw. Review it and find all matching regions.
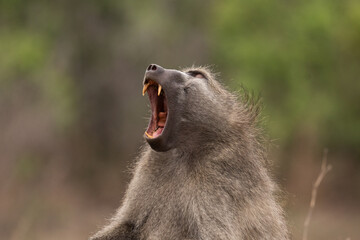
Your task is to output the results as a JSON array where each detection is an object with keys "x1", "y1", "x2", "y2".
[
  {"x1": 142, "y1": 66, "x2": 189, "y2": 152},
  {"x1": 146, "y1": 134, "x2": 172, "y2": 152},
  {"x1": 143, "y1": 80, "x2": 167, "y2": 138},
  {"x1": 143, "y1": 79, "x2": 173, "y2": 152}
]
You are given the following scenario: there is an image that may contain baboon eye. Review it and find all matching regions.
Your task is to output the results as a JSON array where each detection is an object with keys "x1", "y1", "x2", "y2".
[{"x1": 187, "y1": 71, "x2": 206, "y2": 79}]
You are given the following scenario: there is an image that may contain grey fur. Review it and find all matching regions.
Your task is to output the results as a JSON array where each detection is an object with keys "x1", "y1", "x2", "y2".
[{"x1": 90, "y1": 65, "x2": 289, "y2": 240}]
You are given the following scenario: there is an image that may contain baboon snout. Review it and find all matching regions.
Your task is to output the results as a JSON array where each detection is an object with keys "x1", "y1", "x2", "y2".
[{"x1": 146, "y1": 64, "x2": 164, "y2": 74}]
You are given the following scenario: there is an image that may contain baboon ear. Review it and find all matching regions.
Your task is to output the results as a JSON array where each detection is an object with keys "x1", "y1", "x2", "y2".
[
  {"x1": 187, "y1": 71, "x2": 206, "y2": 79},
  {"x1": 195, "y1": 73, "x2": 205, "y2": 79}
]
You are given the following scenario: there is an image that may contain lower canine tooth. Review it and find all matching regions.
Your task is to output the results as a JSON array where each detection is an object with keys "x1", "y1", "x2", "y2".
[{"x1": 145, "y1": 132, "x2": 153, "y2": 138}]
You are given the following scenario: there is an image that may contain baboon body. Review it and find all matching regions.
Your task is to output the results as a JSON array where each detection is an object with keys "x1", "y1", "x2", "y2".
[{"x1": 90, "y1": 65, "x2": 289, "y2": 240}]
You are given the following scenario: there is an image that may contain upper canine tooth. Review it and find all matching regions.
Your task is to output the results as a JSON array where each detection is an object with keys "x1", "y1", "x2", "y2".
[
  {"x1": 142, "y1": 83, "x2": 150, "y2": 96},
  {"x1": 158, "y1": 84, "x2": 162, "y2": 96}
]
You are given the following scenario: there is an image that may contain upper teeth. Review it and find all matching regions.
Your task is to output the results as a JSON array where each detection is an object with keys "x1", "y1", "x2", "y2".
[
  {"x1": 142, "y1": 80, "x2": 163, "y2": 96},
  {"x1": 158, "y1": 85, "x2": 162, "y2": 96}
]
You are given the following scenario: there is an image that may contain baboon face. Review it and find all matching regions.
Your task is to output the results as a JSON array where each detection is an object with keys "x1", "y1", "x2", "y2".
[{"x1": 142, "y1": 64, "x2": 215, "y2": 152}]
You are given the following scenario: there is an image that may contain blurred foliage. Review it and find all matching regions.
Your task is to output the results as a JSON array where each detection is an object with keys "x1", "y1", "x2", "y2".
[
  {"x1": 0, "y1": 0, "x2": 358, "y2": 176},
  {"x1": 211, "y1": 0, "x2": 360, "y2": 157},
  {"x1": 0, "y1": 0, "x2": 359, "y2": 239},
  {"x1": 0, "y1": 0, "x2": 77, "y2": 129}
]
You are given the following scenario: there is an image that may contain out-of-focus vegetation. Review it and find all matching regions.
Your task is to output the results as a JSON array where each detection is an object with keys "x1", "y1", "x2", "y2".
[
  {"x1": 0, "y1": 0, "x2": 359, "y2": 239},
  {"x1": 212, "y1": 0, "x2": 360, "y2": 154}
]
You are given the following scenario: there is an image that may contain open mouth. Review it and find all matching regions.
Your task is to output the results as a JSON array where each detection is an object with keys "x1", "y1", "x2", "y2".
[{"x1": 142, "y1": 79, "x2": 168, "y2": 139}]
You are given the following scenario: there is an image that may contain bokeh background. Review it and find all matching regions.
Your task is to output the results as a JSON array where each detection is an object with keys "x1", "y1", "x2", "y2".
[{"x1": 1, "y1": 0, "x2": 359, "y2": 239}]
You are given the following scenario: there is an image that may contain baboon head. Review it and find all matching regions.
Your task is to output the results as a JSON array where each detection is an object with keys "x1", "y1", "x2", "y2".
[{"x1": 142, "y1": 64, "x2": 238, "y2": 152}]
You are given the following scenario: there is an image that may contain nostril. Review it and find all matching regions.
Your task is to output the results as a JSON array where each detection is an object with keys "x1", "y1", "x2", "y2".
[{"x1": 146, "y1": 64, "x2": 162, "y2": 73}]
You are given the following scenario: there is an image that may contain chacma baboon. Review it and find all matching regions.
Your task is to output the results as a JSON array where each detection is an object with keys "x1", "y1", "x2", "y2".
[{"x1": 90, "y1": 64, "x2": 289, "y2": 240}]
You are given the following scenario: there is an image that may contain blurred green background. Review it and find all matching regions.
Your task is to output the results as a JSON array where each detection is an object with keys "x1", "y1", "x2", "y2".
[{"x1": 0, "y1": 0, "x2": 359, "y2": 239}]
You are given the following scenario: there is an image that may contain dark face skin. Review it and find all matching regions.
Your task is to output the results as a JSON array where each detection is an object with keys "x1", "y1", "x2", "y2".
[{"x1": 142, "y1": 64, "x2": 208, "y2": 152}]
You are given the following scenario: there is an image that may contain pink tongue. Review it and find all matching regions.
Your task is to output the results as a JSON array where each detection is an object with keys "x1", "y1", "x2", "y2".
[{"x1": 153, "y1": 127, "x2": 163, "y2": 138}]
